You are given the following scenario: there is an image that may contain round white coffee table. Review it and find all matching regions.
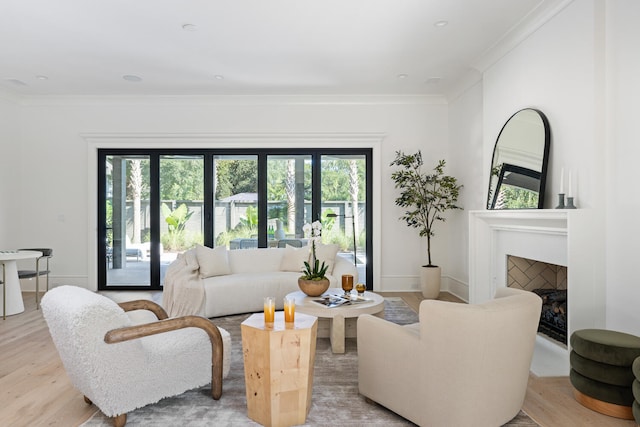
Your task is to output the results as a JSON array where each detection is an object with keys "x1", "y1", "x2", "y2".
[
  {"x1": 1, "y1": 250, "x2": 43, "y2": 317},
  {"x1": 286, "y1": 290, "x2": 384, "y2": 353}
]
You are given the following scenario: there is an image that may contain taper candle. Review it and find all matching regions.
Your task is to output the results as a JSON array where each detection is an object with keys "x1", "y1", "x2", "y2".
[
  {"x1": 560, "y1": 168, "x2": 564, "y2": 194},
  {"x1": 568, "y1": 170, "x2": 572, "y2": 197}
]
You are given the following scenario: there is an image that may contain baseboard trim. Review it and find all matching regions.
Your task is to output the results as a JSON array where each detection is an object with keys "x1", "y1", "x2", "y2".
[{"x1": 442, "y1": 276, "x2": 469, "y2": 302}]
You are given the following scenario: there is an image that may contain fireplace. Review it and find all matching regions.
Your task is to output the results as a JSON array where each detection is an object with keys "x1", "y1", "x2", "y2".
[
  {"x1": 469, "y1": 210, "x2": 605, "y2": 377},
  {"x1": 507, "y1": 255, "x2": 567, "y2": 345}
]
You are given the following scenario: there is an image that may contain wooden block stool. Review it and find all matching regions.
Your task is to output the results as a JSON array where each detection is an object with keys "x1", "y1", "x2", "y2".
[
  {"x1": 241, "y1": 311, "x2": 318, "y2": 427},
  {"x1": 570, "y1": 329, "x2": 640, "y2": 420}
]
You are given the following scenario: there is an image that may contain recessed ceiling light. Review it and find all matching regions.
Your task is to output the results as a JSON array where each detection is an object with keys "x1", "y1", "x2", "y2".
[
  {"x1": 434, "y1": 20, "x2": 448, "y2": 27},
  {"x1": 425, "y1": 77, "x2": 442, "y2": 85},
  {"x1": 182, "y1": 23, "x2": 197, "y2": 31},
  {"x1": 214, "y1": 75, "x2": 224, "y2": 80},
  {"x1": 397, "y1": 74, "x2": 408, "y2": 80},
  {"x1": 122, "y1": 75, "x2": 142, "y2": 82},
  {"x1": 36, "y1": 75, "x2": 49, "y2": 80}
]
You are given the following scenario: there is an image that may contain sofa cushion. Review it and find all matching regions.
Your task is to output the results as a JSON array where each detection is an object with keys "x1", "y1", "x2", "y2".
[
  {"x1": 227, "y1": 247, "x2": 285, "y2": 274},
  {"x1": 280, "y1": 245, "x2": 309, "y2": 273},
  {"x1": 196, "y1": 245, "x2": 231, "y2": 278},
  {"x1": 315, "y1": 243, "x2": 340, "y2": 274},
  {"x1": 202, "y1": 271, "x2": 304, "y2": 317}
]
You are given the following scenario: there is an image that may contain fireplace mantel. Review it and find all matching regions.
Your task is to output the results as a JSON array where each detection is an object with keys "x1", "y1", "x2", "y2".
[{"x1": 468, "y1": 209, "x2": 605, "y2": 376}]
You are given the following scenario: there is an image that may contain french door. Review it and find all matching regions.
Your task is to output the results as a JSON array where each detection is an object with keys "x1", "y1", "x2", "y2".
[{"x1": 98, "y1": 148, "x2": 371, "y2": 290}]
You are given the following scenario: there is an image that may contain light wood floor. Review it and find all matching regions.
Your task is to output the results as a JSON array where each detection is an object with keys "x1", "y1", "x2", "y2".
[{"x1": 1, "y1": 291, "x2": 637, "y2": 427}]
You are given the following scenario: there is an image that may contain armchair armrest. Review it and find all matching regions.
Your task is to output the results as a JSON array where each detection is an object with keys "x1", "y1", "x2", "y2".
[
  {"x1": 357, "y1": 314, "x2": 422, "y2": 412},
  {"x1": 104, "y1": 315, "x2": 224, "y2": 400},
  {"x1": 117, "y1": 299, "x2": 169, "y2": 320}
]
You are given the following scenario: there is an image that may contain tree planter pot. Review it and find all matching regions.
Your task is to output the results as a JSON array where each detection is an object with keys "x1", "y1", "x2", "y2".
[
  {"x1": 420, "y1": 266, "x2": 441, "y2": 299},
  {"x1": 298, "y1": 278, "x2": 330, "y2": 297}
]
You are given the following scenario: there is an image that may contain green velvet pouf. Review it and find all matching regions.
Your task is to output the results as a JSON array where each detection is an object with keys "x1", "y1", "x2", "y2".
[
  {"x1": 634, "y1": 357, "x2": 640, "y2": 424},
  {"x1": 570, "y1": 350, "x2": 635, "y2": 386},
  {"x1": 633, "y1": 356, "x2": 640, "y2": 379},
  {"x1": 571, "y1": 329, "x2": 640, "y2": 366},
  {"x1": 633, "y1": 400, "x2": 640, "y2": 424},
  {"x1": 570, "y1": 369, "x2": 635, "y2": 407}
]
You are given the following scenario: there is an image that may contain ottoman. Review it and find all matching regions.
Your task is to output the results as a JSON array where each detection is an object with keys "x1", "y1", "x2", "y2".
[{"x1": 570, "y1": 329, "x2": 640, "y2": 420}]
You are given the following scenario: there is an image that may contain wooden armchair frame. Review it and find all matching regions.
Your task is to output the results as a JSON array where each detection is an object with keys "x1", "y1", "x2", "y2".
[{"x1": 95, "y1": 299, "x2": 224, "y2": 427}]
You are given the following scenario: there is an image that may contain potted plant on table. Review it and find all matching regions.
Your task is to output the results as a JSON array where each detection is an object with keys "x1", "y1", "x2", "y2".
[
  {"x1": 390, "y1": 151, "x2": 463, "y2": 299},
  {"x1": 298, "y1": 220, "x2": 331, "y2": 297}
]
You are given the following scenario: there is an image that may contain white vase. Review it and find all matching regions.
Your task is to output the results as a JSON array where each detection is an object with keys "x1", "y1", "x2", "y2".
[
  {"x1": 420, "y1": 266, "x2": 441, "y2": 299},
  {"x1": 275, "y1": 219, "x2": 286, "y2": 240}
]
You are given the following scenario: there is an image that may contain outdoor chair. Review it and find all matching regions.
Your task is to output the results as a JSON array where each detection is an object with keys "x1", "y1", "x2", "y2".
[{"x1": 17, "y1": 247, "x2": 52, "y2": 309}]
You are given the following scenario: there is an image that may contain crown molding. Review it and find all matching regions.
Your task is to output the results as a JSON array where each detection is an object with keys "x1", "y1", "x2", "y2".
[
  {"x1": 471, "y1": 0, "x2": 575, "y2": 74},
  {"x1": 17, "y1": 93, "x2": 447, "y2": 107}
]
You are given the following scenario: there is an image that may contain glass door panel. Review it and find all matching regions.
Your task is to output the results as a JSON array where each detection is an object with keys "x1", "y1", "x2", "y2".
[
  {"x1": 159, "y1": 155, "x2": 204, "y2": 285},
  {"x1": 266, "y1": 155, "x2": 312, "y2": 247},
  {"x1": 212, "y1": 155, "x2": 258, "y2": 249},
  {"x1": 105, "y1": 155, "x2": 151, "y2": 287},
  {"x1": 320, "y1": 155, "x2": 367, "y2": 285}
]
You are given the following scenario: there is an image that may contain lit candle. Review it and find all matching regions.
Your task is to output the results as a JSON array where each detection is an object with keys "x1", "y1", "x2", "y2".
[{"x1": 560, "y1": 168, "x2": 564, "y2": 194}]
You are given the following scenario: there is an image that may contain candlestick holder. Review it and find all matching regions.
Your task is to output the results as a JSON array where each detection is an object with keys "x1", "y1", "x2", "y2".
[
  {"x1": 555, "y1": 193, "x2": 565, "y2": 209},
  {"x1": 565, "y1": 197, "x2": 576, "y2": 209}
]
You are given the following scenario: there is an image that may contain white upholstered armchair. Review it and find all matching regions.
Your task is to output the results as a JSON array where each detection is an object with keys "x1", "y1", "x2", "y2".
[
  {"x1": 41, "y1": 286, "x2": 230, "y2": 427},
  {"x1": 357, "y1": 287, "x2": 542, "y2": 427}
]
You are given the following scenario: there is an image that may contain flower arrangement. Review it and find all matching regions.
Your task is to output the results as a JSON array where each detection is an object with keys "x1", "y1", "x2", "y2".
[{"x1": 300, "y1": 220, "x2": 329, "y2": 280}]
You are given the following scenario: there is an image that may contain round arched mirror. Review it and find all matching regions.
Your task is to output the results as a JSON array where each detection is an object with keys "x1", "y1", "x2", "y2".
[{"x1": 487, "y1": 108, "x2": 550, "y2": 209}]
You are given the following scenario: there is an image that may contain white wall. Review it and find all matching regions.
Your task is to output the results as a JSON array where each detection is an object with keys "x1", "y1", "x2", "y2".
[
  {"x1": 7, "y1": 95, "x2": 448, "y2": 291},
  {"x1": 482, "y1": 1, "x2": 608, "y2": 325},
  {"x1": 458, "y1": 0, "x2": 640, "y2": 333},
  {"x1": 446, "y1": 82, "x2": 484, "y2": 299},
  {"x1": 0, "y1": 93, "x2": 20, "y2": 245},
  {"x1": 604, "y1": 0, "x2": 640, "y2": 334},
  {"x1": 483, "y1": 0, "x2": 604, "y2": 212}
]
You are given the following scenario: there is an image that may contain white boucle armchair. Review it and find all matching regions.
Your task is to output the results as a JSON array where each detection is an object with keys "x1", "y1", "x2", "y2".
[
  {"x1": 357, "y1": 287, "x2": 542, "y2": 427},
  {"x1": 41, "y1": 286, "x2": 231, "y2": 427}
]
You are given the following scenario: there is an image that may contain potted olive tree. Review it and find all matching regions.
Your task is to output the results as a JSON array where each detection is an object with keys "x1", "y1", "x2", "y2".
[{"x1": 390, "y1": 151, "x2": 463, "y2": 298}]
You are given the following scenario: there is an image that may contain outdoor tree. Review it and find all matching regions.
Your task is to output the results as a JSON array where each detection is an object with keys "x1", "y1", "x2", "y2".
[
  {"x1": 128, "y1": 159, "x2": 144, "y2": 244},
  {"x1": 215, "y1": 159, "x2": 258, "y2": 199}
]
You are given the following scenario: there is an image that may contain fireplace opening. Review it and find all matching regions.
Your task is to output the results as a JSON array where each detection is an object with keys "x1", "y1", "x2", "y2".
[{"x1": 507, "y1": 255, "x2": 567, "y2": 345}]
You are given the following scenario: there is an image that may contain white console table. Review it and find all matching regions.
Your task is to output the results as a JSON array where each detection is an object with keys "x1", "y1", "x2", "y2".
[{"x1": 1, "y1": 250, "x2": 42, "y2": 317}]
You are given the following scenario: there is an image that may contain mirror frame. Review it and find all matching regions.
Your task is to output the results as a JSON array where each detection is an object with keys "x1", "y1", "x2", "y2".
[{"x1": 487, "y1": 108, "x2": 550, "y2": 209}]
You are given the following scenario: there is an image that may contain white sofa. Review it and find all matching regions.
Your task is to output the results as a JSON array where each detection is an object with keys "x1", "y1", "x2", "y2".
[{"x1": 163, "y1": 244, "x2": 358, "y2": 318}]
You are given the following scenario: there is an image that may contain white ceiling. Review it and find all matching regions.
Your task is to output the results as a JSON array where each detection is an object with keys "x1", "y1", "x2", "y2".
[{"x1": 0, "y1": 0, "x2": 569, "y2": 98}]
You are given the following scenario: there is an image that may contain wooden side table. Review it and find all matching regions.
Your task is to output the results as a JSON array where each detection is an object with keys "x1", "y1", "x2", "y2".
[{"x1": 241, "y1": 311, "x2": 318, "y2": 427}]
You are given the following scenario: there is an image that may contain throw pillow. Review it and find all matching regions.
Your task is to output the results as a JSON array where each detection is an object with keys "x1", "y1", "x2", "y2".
[
  {"x1": 196, "y1": 244, "x2": 231, "y2": 278},
  {"x1": 314, "y1": 243, "x2": 340, "y2": 275},
  {"x1": 280, "y1": 245, "x2": 310, "y2": 273}
]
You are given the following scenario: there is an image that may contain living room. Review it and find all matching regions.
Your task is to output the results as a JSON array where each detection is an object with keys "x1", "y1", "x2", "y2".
[{"x1": 1, "y1": 1, "x2": 640, "y2": 426}]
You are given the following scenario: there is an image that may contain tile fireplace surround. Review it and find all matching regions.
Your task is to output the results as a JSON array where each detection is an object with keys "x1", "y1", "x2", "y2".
[{"x1": 468, "y1": 210, "x2": 605, "y2": 377}]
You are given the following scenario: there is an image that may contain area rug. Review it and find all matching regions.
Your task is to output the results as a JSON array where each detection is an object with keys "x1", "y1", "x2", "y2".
[{"x1": 82, "y1": 298, "x2": 537, "y2": 426}]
